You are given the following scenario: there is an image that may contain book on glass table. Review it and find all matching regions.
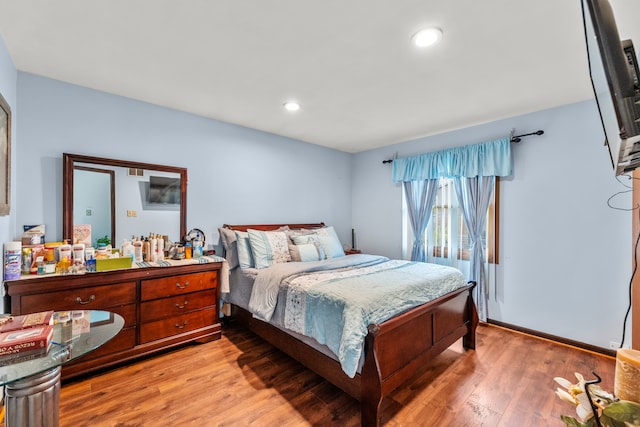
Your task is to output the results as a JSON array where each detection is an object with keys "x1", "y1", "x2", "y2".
[
  {"x1": 0, "y1": 344, "x2": 53, "y2": 366},
  {"x1": 0, "y1": 324, "x2": 54, "y2": 358},
  {"x1": 0, "y1": 310, "x2": 54, "y2": 333}
]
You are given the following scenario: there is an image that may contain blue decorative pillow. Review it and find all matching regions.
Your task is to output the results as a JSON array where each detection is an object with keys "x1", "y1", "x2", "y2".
[
  {"x1": 247, "y1": 229, "x2": 291, "y2": 269},
  {"x1": 289, "y1": 243, "x2": 323, "y2": 262},
  {"x1": 235, "y1": 231, "x2": 254, "y2": 269},
  {"x1": 316, "y1": 226, "x2": 345, "y2": 258}
]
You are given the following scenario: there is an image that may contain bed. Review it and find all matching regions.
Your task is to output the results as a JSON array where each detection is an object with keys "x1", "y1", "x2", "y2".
[{"x1": 220, "y1": 223, "x2": 478, "y2": 426}]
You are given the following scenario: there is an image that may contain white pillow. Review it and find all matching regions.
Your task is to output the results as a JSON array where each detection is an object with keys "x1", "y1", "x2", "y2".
[
  {"x1": 247, "y1": 229, "x2": 291, "y2": 269},
  {"x1": 290, "y1": 234, "x2": 326, "y2": 259}
]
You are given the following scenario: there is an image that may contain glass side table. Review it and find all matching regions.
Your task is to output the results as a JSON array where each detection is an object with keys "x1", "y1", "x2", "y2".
[{"x1": 0, "y1": 310, "x2": 124, "y2": 427}]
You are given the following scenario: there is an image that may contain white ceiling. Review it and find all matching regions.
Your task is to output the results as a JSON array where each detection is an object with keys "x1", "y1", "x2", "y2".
[{"x1": 1, "y1": 0, "x2": 639, "y2": 153}]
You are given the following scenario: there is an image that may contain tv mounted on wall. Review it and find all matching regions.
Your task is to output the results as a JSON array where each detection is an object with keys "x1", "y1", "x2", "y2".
[
  {"x1": 582, "y1": 0, "x2": 640, "y2": 175},
  {"x1": 148, "y1": 176, "x2": 180, "y2": 205}
]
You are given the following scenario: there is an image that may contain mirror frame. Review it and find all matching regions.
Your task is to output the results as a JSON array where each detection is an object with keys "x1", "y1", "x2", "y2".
[{"x1": 62, "y1": 153, "x2": 187, "y2": 245}]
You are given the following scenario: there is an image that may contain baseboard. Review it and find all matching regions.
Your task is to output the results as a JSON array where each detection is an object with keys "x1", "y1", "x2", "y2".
[{"x1": 487, "y1": 319, "x2": 617, "y2": 358}]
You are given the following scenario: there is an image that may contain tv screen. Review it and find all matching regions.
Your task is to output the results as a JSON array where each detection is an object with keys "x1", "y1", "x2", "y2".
[
  {"x1": 582, "y1": 0, "x2": 640, "y2": 175},
  {"x1": 148, "y1": 176, "x2": 180, "y2": 205}
]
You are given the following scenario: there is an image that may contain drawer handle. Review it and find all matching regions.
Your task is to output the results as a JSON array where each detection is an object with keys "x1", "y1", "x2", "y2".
[
  {"x1": 175, "y1": 301, "x2": 189, "y2": 309},
  {"x1": 175, "y1": 281, "x2": 190, "y2": 290},
  {"x1": 75, "y1": 295, "x2": 96, "y2": 305},
  {"x1": 175, "y1": 320, "x2": 188, "y2": 329}
]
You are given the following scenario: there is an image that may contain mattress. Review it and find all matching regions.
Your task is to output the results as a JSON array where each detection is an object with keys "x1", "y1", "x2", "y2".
[{"x1": 223, "y1": 254, "x2": 467, "y2": 377}]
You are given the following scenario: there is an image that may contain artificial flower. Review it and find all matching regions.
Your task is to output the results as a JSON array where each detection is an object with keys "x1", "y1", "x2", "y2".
[{"x1": 554, "y1": 371, "x2": 640, "y2": 427}]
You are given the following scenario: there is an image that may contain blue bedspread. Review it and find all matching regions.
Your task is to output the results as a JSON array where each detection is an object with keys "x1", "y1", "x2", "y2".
[{"x1": 248, "y1": 254, "x2": 467, "y2": 378}]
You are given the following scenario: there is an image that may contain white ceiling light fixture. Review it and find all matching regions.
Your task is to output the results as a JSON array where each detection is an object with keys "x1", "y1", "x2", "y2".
[
  {"x1": 283, "y1": 101, "x2": 301, "y2": 112},
  {"x1": 412, "y1": 27, "x2": 443, "y2": 48}
]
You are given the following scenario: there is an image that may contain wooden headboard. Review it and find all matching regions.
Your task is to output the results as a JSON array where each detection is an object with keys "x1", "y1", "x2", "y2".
[{"x1": 223, "y1": 223, "x2": 325, "y2": 232}]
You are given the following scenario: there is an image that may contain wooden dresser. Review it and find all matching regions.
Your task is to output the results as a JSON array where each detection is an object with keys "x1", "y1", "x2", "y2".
[{"x1": 4, "y1": 261, "x2": 222, "y2": 379}]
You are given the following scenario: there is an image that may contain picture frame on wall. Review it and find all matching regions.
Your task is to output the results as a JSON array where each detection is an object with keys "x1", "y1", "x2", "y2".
[{"x1": 0, "y1": 92, "x2": 10, "y2": 216}]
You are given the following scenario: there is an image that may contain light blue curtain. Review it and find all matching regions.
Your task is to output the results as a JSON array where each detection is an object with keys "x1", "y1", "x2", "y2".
[
  {"x1": 454, "y1": 176, "x2": 495, "y2": 322},
  {"x1": 403, "y1": 179, "x2": 439, "y2": 261},
  {"x1": 392, "y1": 137, "x2": 511, "y2": 322},
  {"x1": 392, "y1": 138, "x2": 511, "y2": 181}
]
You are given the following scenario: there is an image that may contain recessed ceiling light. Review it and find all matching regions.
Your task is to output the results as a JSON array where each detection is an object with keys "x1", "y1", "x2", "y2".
[
  {"x1": 283, "y1": 101, "x2": 301, "y2": 112},
  {"x1": 412, "y1": 27, "x2": 443, "y2": 47}
]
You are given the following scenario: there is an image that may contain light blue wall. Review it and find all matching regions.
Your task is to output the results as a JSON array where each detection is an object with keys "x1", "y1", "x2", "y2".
[
  {"x1": 7, "y1": 55, "x2": 632, "y2": 350},
  {"x1": 352, "y1": 100, "x2": 632, "y2": 349},
  {"x1": 15, "y1": 72, "x2": 353, "y2": 252},
  {"x1": 0, "y1": 36, "x2": 17, "y2": 285}
]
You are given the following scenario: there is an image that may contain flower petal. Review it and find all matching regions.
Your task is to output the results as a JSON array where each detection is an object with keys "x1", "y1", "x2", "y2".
[
  {"x1": 554, "y1": 377, "x2": 573, "y2": 389},
  {"x1": 556, "y1": 388, "x2": 577, "y2": 405},
  {"x1": 576, "y1": 403, "x2": 594, "y2": 421}
]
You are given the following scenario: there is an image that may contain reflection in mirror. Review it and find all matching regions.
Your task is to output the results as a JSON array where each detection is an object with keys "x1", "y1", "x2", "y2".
[
  {"x1": 73, "y1": 166, "x2": 115, "y2": 247},
  {"x1": 63, "y1": 153, "x2": 187, "y2": 248}
]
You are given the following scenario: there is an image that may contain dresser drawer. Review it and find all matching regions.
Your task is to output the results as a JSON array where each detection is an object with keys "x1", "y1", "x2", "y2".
[
  {"x1": 106, "y1": 303, "x2": 136, "y2": 328},
  {"x1": 141, "y1": 271, "x2": 217, "y2": 301},
  {"x1": 139, "y1": 308, "x2": 217, "y2": 344},
  {"x1": 22, "y1": 282, "x2": 137, "y2": 312},
  {"x1": 140, "y1": 291, "x2": 216, "y2": 323},
  {"x1": 71, "y1": 326, "x2": 136, "y2": 362}
]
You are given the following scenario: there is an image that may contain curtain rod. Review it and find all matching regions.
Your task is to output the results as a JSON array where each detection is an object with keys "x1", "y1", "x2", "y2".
[
  {"x1": 510, "y1": 129, "x2": 544, "y2": 143},
  {"x1": 381, "y1": 129, "x2": 544, "y2": 164}
]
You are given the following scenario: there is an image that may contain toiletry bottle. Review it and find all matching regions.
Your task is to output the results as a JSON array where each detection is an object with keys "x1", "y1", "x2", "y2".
[
  {"x1": 149, "y1": 234, "x2": 157, "y2": 263},
  {"x1": 157, "y1": 235, "x2": 164, "y2": 261},
  {"x1": 122, "y1": 240, "x2": 135, "y2": 262},
  {"x1": 133, "y1": 240, "x2": 143, "y2": 263},
  {"x1": 143, "y1": 238, "x2": 150, "y2": 262},
  {"x1": 193, "y1": 240, "x2": 203, "y2": 258},
  {"x1": 56, "y1": 256, "x2": 71, "y2": 275},
  {"x1": 59, "y1": 243, "x2": 72, "y2": 263},
  {"x1": 73, "y1": 243, "x2": 85, "y2": 264},
  {"x1": 21, "y1": 247, "x2": 32, "y2": 274}
]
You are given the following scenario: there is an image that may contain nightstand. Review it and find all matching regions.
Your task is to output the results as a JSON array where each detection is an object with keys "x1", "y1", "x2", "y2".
[{"x1": 345, "y1": 249, "x2": 361, "y2": 255}]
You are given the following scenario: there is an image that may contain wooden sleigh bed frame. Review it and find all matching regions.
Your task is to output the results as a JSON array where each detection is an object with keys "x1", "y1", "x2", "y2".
[{"x1": 224, "y1": 223, "x2": 479, "y2": 427}]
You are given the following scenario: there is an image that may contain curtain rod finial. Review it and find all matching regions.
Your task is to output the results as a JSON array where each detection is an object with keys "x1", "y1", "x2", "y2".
[{"x1": 382, "y1": 152, "x2": 398, "y2": 165}]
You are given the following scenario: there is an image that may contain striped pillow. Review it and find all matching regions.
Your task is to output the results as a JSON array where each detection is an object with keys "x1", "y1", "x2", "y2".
[
  {"x1": 235, "y1": 231, "x2": 255, "y2": 269},
  {"x1": 247, "y1": 229, "x2": 291, "y2": 269}
]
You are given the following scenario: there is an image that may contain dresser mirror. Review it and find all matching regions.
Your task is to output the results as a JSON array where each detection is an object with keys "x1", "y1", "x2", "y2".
[{"x1": 62, "y1": 153, "x2": 187, "y2": 248}]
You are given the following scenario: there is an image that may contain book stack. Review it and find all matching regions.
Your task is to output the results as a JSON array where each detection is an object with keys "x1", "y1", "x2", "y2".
[{"x1": 0, "y1": 311, "x2": 54, "y2": 365}]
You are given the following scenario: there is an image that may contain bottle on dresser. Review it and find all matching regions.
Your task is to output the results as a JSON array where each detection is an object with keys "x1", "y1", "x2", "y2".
[
  {"x1": 156, "y1": 235, "x2": 164, "y2": 261},
  {"x1": 121, "y1": 239, "x2": 135, "y2": 262},
  {"x1": 133, "y1": 239, "x2": 143, "y2": 263},
  {"x1": 149, "y1": 234, "x2": 157, "y2": 263},
  {"x1": 142, "y1": 238, "x2": 150, "y2": 262}
]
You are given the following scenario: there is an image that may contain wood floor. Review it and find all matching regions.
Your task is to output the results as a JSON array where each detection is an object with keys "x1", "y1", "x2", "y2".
[{"x1": 54, "y1": 322, "x2": 615, "y2": 426}]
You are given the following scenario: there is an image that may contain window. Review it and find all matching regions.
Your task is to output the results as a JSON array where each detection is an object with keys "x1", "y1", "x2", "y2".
[{"x1": 404, "y1": 178, "x2": 499, "y2": 264}]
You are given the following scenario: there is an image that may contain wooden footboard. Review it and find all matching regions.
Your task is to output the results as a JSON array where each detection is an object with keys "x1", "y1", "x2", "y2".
[
  {"x1": 232, "y1": 282, "x2": 477, "y2": 427},
  {"x1": 361, "y1": 282, "x2": 477, "y2": 426}
]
